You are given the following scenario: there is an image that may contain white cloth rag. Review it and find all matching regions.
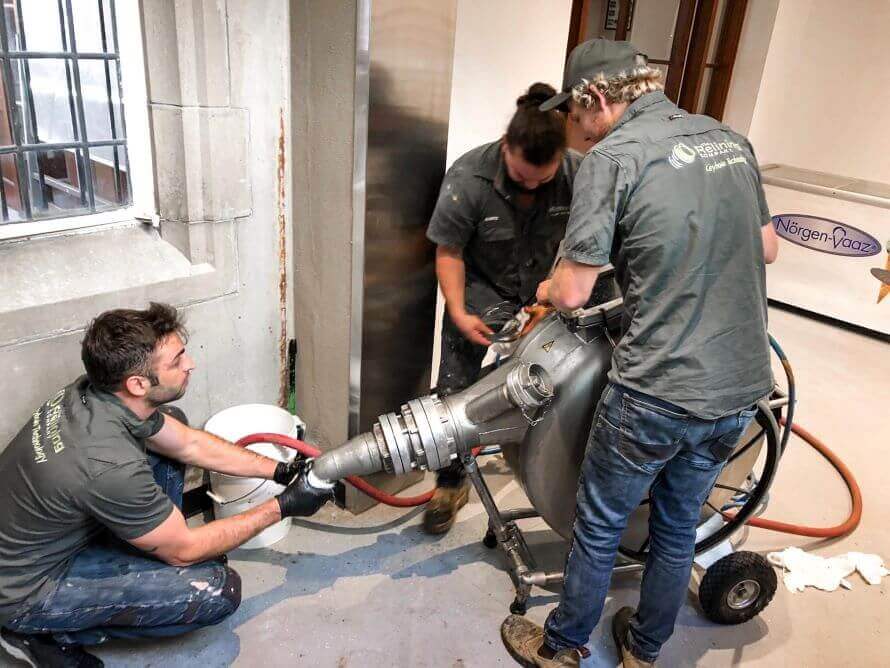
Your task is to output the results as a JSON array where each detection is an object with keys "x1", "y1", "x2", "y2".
[
  {"x1": 767, "y1": 547, "x2": 890, "y2": 593},
  {"x1": 489, "y1": 309, "x2": 531, "y2": 358}
]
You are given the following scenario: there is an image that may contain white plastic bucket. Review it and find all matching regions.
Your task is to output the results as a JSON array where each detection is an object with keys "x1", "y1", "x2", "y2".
[{"x1": 204, "y1": 404, "x2": 301, "y2": 549}]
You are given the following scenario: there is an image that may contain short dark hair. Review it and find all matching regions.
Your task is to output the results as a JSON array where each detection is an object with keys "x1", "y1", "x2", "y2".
[
  {"x1": 81, "y1": 302, "x2": 188, "y2": 392},
  {"x1": 505, "y1": 82, "x2": 567, "y2": 166}
]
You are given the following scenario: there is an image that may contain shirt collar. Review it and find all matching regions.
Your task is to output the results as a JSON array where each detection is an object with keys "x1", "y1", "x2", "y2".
[
  {"x1": 606, "y1": 90, "x2": 674, "y2": 136},
  {"x1": 474, "y1": 139, "x2": 562, "y2": 201},
  {"x1": 473, "y1": 141, "x2": 512, "y2": 199},
  {"x1": 80, "y1": 376, "x2": 164, "y2": 440}
]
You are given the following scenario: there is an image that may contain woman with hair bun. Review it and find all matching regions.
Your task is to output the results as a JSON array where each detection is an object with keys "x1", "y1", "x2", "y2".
[{"x1": 423, "y1": 82, "x2": 582, "y2": 535}]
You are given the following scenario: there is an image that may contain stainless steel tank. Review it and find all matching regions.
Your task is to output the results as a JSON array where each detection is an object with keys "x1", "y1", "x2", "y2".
[
  {"x1": 499, "y1": 309, "x2": 765, "y2": 544},
  {"x1": 310, "y1": 293, "x2": 767, "y2": 545},
  {"x1": 498, "y1": 312, "x2": 610, "y2": 540}
]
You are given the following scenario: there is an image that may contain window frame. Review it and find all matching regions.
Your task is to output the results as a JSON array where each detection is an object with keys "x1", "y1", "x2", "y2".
[{"x1": 0, "y1": 0, "x2": 154, "y2": 242}]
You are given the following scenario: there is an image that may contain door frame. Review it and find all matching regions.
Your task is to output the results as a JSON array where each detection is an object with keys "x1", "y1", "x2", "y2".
[{"x1": 566, "y1": 0, "x2": 748, "y2": 120}]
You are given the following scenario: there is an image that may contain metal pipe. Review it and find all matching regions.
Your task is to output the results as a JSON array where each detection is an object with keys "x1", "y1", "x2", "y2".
[
  {"x1": 518, "y1": 571, "x2": 566, "y2": 586},
  {"x1": 465, "y1": 384, "x2": 513, "y2": 424},
  {"x1": 612, "y1": 563, "x2": 646, "y2": 573},
  {"x1": 311, "y1": 432, "x2": 384, "y2": 482},
  {"x1": 499, "y1": 508, "x2": 540, "y2": 522},
  {"x1": 310, "y1": 361, "x2": 555, "y2": 486}
]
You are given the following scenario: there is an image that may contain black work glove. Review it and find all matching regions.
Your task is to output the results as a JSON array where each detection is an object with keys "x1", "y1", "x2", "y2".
[
  {"x1": 273, "y1": 459, "x2": 303, "y2": 486},
  {"x1": 275, "y1": 461, "x2": 334, "y2": 518}
]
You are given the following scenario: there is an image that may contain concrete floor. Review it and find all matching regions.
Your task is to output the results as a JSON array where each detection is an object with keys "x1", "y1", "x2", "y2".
[{"x1": 3, "y1": 306, "x2": 888, "y2": 667}]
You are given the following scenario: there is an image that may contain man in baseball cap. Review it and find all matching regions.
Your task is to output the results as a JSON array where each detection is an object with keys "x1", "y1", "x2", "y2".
[
  {"x1": 539, "y1": 39, "x2": 645, "y2": 112},
  {"x1": 501, "y1": 38, "x2": 779, "y2": 668}
]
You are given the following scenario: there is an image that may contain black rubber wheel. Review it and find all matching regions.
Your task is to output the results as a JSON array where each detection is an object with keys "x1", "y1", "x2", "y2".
[
  {"x1": 483, "y1": 529, "x2": 498, "y2": 549},
  {"x1": 699, "y1": 551, "x2": 777, "y2": 625},
  {"x1": 509, "y1": 598, "x2": 527, "y2": 615}
]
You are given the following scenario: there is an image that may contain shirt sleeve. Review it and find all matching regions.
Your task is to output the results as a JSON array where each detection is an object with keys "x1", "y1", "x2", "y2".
[
  {"x1": 426, "y1": 166, "x2": 478, "y2": 249},
  {"x1": 561, "y1": 152, "x2": 627, "y2": 266},
  {"x1": 81, "y1": 461, "x2": 174, "y2": 541},
  {"x1": 745, "y1": 139, "x2": 772, "y2": 227},
  {"x1": 563, "y1": 149, "x2": 584, "y2": 191},
  {"x1": 755, "y1": 176, "x2": 771, "y2": 227}
]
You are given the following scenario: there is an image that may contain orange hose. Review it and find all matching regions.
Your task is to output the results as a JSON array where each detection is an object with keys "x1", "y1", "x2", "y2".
[
  {"x1": 242, "y1": 419, "x2": 862, "y2": 536},
  {"x1": 236, "y1": 432, "x2": 481, "y2": 507},
  {"x1": 724, "y1": 419, "x2": 862, "y2": 538}
]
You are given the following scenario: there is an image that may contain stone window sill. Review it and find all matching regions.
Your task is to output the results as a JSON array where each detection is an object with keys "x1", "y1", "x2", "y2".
[{"x1": 0, "y1": 219, "x2": 237, "y2": 348}]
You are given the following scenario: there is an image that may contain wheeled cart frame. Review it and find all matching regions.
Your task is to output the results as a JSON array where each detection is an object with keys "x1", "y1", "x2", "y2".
[{"x1": 463, "y1": 393, "x2": 789, "y2": 625}]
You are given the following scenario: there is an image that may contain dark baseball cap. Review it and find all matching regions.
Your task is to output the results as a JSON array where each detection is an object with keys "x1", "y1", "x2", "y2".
[{"x1": 540, "y1": 39, "x2": 645, "y2": 112}]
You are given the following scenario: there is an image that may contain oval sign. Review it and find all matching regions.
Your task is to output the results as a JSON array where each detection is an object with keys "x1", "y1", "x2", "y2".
[{"x1": 772, "y1": 214, "x2": 882, "y2": 257}]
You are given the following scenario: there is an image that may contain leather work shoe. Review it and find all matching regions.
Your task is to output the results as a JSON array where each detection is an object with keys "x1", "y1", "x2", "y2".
[
  {"x1": 500, "y1": 614, "x2": 588, "y2": 667},
  {"x1": 0, "y1": 627, "x2": 104, "y2": 667},
  {"x1": 612, "y1": 607, "x2": 655, "y2": 667},
  {"x1": 422, "y1": 483, "x2": 469, "y2": 535}
]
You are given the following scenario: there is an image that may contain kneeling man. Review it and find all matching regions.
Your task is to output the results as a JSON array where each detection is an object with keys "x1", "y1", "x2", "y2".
[{"x1": 0, "y1": 303, "x2": 330, "y2": 667}]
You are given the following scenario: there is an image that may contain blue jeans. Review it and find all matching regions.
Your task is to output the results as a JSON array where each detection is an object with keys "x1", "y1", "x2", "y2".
[
  {"x1": 544, "y1": 383, "x2": 757, "y2": 662},
  {"x1": 5, "y1": 447, "x2": 241, "y2": 646}
]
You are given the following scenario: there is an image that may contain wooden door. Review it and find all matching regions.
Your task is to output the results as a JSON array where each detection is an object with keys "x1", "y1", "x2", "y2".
[{"x1": 565, "y1": 0, "x2": 748, "y2": 151}]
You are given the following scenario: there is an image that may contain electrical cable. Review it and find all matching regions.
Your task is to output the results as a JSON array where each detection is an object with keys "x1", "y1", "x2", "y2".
[
  {"x1": 726, "y1": 419, "x2": 862, "y2": 538},
  {"x1": 719, "y1": 335, "x2": 861, "y2": 539},
  {"x1": 768, "y1": 334, "x2": 796, "y2": 454}
]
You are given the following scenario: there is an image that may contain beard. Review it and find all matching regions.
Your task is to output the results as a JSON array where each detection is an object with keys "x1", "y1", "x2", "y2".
[
  {"x1": 507, "y1": 178, "x2": 541, "y2": 194},
  {"x1": 146, "y1": 378, "x2": 188, "y2": 407}
]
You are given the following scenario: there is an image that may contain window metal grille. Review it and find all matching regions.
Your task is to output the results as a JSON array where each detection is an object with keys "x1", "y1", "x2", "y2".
[{"x1": 0, "y1": 0, "x2": 129, "y2": 224}]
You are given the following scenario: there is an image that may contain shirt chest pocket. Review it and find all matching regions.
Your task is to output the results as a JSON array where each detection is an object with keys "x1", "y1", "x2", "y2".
[
  {"x1": 548, "y1": 205, "x2": 570, "y2": 223},
  {"x1": 477, "y1": 216, "x2": 516, "y2": 242},
  {"x1": 533, "y1": 206, "x2": 570, "y2": 240}
]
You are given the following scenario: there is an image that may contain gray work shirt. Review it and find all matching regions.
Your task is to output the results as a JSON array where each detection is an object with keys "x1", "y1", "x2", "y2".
[
  {"x1": 427, "y1": 141, "x2": 583, "y2": 311},
  {"x1": 563, "y1": 91, "x2": 773, "y2": 418},
  {"x1": 0, "y1": 377, "x2": 173, "y2": 625}
]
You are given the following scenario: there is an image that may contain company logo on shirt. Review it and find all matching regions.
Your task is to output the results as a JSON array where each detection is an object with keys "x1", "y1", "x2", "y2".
[
  {"x1": 668, "y1": 142, "x2": 697, "y2": 169},
  {"x1": 31, "y1": 389, "x2": 66, "y2": 463},
  {"x1": 773, "y1": 214, "x2": 881, "y2": 257},
  {"x1": 676, "y1": 139, "x2": 749, "y2": 173},
  {"x1": 692, "y1": 140, "x2": 744, "y2": 159}
]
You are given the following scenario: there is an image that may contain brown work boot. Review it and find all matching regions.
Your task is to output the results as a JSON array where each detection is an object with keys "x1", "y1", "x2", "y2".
[
  {"x1": 612, "y1": 607, "x2": 655, "y2": 667},
  {"x1": 422, "y1": 483, "x2": 469, "y2": 535},
  {"x1": 500, "y1": 614, "x2": 588, "y2": 667}
]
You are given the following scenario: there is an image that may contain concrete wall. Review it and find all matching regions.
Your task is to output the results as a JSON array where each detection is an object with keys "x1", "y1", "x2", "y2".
[
  {"x1": 0, "y1": 1, "x2": 292, "y2": 463},
  {"x1": 290, "y1": 0, "x2": 358, "y2": 450},
  {"x1": 746, "y1": 0, "x2": 890, "y2": 181}
]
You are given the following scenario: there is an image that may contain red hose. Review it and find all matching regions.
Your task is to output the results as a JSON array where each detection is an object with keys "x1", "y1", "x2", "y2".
[
  {"x1": 241, "y1": 419, "x2": 862, "y2": 537},
  {"x1": 724, "y1": 419, "x2": 862, "y2": 538},
  {"x1": 236, "y1": 432, "x2": 478, "y2": 507}
]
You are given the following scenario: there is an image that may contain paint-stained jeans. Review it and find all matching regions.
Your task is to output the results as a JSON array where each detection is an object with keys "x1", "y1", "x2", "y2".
[
  {"x1": 544, "y1": 383, "x2": 757, "y2": 662},
  {"x1": 5, "y1": 436, "x2": 241, "y2": 646}
]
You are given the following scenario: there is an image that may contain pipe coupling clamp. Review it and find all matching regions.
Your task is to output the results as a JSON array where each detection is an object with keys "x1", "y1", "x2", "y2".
[{"x1": 505, "y1": 363, "x2": 554, "y2": 411}]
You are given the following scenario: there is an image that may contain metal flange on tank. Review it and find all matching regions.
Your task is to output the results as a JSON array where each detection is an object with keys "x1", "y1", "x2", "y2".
[{"x1": 311, "y1": 362, "x2": 554, "y2": 484}]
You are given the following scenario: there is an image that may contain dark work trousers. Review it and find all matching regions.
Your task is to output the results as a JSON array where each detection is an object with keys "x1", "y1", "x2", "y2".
[
  {"x1": 434, "y1": 305, "x2": 514, "y2": 487},
  {"x1": 4, "y1": 408, "x2": 241, "y2": 647}
]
